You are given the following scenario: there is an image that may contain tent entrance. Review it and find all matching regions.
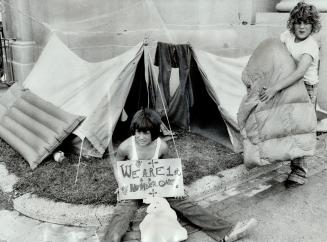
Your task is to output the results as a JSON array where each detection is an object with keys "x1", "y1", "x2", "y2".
[
  {"x1": 112, "y1": 54, "x2": 152, "y2": 145},
  {"x1": 188, "y1": 57, "x2": 233, "y2": 150}
]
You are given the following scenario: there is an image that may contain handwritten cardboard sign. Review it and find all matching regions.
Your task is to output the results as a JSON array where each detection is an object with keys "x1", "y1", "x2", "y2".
[{"x1": 117, "y1": 158, "x2": 184, "y2": 200}]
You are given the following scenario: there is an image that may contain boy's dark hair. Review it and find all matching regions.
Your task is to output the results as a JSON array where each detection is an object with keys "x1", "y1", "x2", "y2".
[
  {"x1": 287, "y1": 2, "x2": 321, "y2": 34},
  {"x1": 130, "y1": 108, "x2": 161, "y2": 140}
]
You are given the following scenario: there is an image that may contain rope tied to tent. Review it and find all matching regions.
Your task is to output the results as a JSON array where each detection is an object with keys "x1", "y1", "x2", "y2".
[
  {"x1": 145, "y1": 45, "x2": 180, "y2": 158},
  {"x1": 74, "y1": 138, "x2": 85, "y2": 185},
  {"x1": 2, "y1": 0, "x2": 54, "y2": 32},
  {"x1": 156, "y1": 79, "x2": 180, "y2": 158},
  {"x1": 2, "y1": 0, "x2": 144, "y2": 34},
  {"x1": 1, "y1": 0, "x2": 162, "y2": 49}
]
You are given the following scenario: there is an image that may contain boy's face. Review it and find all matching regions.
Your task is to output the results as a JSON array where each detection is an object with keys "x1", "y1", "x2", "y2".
[
  {"x1": 294, "y1": 20, "x2": 312, "y2": 41},
  {"x1": 135, "y1": 129, "x2": 152, "y2": 146}
]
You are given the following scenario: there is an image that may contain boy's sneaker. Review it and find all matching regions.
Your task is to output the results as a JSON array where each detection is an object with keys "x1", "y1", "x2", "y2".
[
  {"x1": 222, "y1": 218, "x2": 257, "y2": 242},
  {"x1": 285, "y1": 173, "x2": 306, "y2": 189}
]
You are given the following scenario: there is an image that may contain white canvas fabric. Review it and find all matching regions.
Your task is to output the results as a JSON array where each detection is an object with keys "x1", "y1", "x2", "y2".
[
  {"x1": 192, "y1": 49, "x2": 249, "y2": 151},
  {"x1": 24, "y1": 34, "x2": 144, "y2": 156},
  {"x1": 20, "y1": 34, "x2": 251, "y2": 157},
  {"x1": 193, "y1": 49, "x2": 249, "y2": 128}
]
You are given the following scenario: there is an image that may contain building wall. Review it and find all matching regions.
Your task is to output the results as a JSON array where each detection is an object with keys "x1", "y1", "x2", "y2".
[
  {"x1": 255, "y1": 0, "x2": 280, "y2": 12},
  {"x1": 4, "y1": 0, "x2": 281, "y2": 59},
  {"x1": 2, "y1": 0, "x2": 281, "y2": 82}
]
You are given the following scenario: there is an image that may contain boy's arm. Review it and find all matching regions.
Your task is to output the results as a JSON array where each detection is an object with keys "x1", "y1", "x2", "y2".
[
  {"x1": 159, "y1": 140, "x2": 171, "y2": 159},
  {"x1": 259, "y1": 53, "x2": 313, "y2": 102}
]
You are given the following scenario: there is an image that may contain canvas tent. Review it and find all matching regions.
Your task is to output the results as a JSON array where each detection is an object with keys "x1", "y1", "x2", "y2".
[
  {"x1": 4, "y1": 32, "x2": 326, "y2": 169},
  {"x1": 189, "y1": 49, "x2": 248, "y2": 151},
  {"x1": 161, "y1": 46, "x2": 248, "y2": 151},
  {"x1": 0, "y1": 33, "x2": 250, "y2": 165},
  {"x1": 22, "y1": 34, "x2": 157, "y2": 157}
]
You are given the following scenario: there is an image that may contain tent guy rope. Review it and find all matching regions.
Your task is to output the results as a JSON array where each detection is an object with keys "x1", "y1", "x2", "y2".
[{"x1": 74, "y1": 138, "x2": 85, "y2": 185}]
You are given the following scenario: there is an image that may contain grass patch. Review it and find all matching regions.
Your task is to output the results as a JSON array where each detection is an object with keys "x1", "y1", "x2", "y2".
[
  {"x1": 173, "y1": 129, "x2": 243, "y2": 185},
  {"x1": 0, "y1": 139, "x2": 117, "y2": 205},
  {"x1": 0, "y1": 130, "x2": 243, "y2": 206},
  {"x1": 0, "y1": 190, "x2": 13, "y2": 210}
]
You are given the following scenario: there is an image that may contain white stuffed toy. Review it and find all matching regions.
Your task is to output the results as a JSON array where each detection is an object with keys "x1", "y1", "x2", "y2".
[{"x1": 140, "y1": 197, "x2": 188, "y2": 242}]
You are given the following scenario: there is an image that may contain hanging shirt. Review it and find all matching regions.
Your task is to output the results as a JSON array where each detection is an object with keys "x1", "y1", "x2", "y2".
[
  {"x1": 280, "y1": 31, "x2": 319, "y2": 85},
  {"x1": 131, "y1": 136, "x2": 161, "y2": 160}
]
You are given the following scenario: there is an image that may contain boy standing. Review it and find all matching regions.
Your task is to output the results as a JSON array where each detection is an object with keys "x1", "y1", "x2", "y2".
[{"x1": 260, "y1": 2, "x2": 321, "y2": 187}]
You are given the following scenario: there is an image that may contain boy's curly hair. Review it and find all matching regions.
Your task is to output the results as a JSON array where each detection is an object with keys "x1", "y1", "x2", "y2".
[{"x1": 287, "y1": 1, "x2": 321, "y2": 34}]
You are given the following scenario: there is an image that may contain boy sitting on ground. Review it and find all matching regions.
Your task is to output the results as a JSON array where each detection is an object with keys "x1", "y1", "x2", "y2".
[{"x1": 103, "y1": 108, "x2": 257, "y2": 242}]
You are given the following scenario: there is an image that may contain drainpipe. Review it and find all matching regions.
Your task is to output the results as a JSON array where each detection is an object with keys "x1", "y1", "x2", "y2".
[
  {"x1": 238, "y1": 0, "x2": 256, "y2": 25},
  {"x1": 7, "y1": 0, "x2": 35, "y2": 84}
]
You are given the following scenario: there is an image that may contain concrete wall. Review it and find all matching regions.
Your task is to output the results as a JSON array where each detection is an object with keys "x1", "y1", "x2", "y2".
[
  {"x1": 4, "y1": 0, "x2": 327, "y2": 119},
  {"x1": 30, "y1": 0, "x2": 243, "y2": 61},
  {"x1": 256, "y1": 0, "x2": 280, "y2": 12},
  {"x1": 1, "y1": 0, "x2": 283, "y2": 83},
  {"x1": 3, "y1": 0, "x2": 280, "y2": 62}
]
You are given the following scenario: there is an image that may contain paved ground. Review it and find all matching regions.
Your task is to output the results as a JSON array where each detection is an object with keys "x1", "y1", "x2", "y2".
[
  {"x1": 1, "y1": 134, "x2": 327, "y2": 241},
  {"x1": 1, "y1": 166, "x2": 327, "y2": 242},
  {"x1": 184, "y1": 166, "x2": 327, "y2": 242},
  {"x1": 225, "y1": 170, "x2": 327, "y2": 242}
]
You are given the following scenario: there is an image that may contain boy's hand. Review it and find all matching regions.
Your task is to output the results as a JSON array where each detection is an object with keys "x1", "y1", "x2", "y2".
[
  {"x1": 259, "y1": 86, "x2": 278, "y2": 102},
  {"x1": 173, "y1": 189, "x2": 188, "y2": 200},
  {"x1": 114, "y1": 188, "x2": 122, "y2": 202}
]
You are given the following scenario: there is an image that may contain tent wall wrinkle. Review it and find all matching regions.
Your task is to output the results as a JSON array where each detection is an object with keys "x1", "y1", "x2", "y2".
[
  {"x1": 153, "y1": 42, "x2": 249, "y2": 152},
  {"x1": 17, "y1": 34, "x2": 254, "y2": 157},
  {"x1": 23, "y1": 34, "x2": 144, "y2": 157},
  {"x1": 193, "y1": 49, "x2": 249, "y2": 128}
]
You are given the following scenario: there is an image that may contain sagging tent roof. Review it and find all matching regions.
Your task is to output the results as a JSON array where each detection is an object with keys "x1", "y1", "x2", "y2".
[
  {"x1": 21, "y1": 34, "x2": 249, "y2": 157},
  {"x1": 23, "y1": 34, "x2": 156, "y2": 157}
]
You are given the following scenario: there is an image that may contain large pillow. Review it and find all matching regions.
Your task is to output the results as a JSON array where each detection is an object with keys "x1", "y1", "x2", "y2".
[
  {"x1": 0, "y1": 89, "x2": 85, "y2": 169},
  {"x1": 238, "y1": 38, "x2": 316, "y2": 168}
]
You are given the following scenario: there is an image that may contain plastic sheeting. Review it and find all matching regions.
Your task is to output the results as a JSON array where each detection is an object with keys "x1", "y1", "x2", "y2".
[{"x1": 4, "y1": 0, "x2": 244, "y2": 62}]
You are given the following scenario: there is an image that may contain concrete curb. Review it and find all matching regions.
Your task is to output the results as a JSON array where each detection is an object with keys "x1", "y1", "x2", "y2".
[
  {"x1": 0, "y1": 164, "x2": 18, "y2": 193},
  {"x1": 13, "y1": 194, "x2": 115, "y2": 227},
  {"x1": 1, "y1": 161, "x2": 284, "y2": 227}
]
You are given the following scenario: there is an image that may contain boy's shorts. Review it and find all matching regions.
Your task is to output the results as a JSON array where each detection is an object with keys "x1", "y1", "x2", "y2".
[{"x1": 304, "y1": 82, "x2": 318, "y2": 107}]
